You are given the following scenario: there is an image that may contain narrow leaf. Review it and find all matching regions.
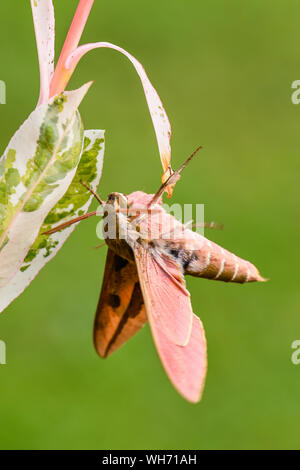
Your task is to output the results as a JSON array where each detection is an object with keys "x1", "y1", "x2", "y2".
[
  {"x1": 0, "y1": 129, "x2": 104, "y2": 313},
  {"x1": 65, "y1": 42, "x2": 173, "y2": 193},
  {"x1": 31, "y1": 0, "x2": 55, "y2": 104}
]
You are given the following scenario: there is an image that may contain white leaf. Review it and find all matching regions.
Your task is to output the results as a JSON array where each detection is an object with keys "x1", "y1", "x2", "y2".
[
  {"x1": 0, "y1": 129, "x2": 104, "y2": 313},
  {"x1": 0, "y1": 82, "x2": 91, "y2": 294},
  {"x1": 65, "y1": 42, "x2": 172, "y2": 187},
  {"x1": 31, "y1": 0, "x2": 55, "y2": 105}
]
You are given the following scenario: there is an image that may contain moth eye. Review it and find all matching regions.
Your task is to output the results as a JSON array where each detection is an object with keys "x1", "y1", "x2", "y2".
[{"x1": 136, "y1": 226, "x2": 141, "y2": 233}]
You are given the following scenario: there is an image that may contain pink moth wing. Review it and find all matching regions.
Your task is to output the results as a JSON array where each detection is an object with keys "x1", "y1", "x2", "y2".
[
  {"x1": 133, "y1": 245, "x2": 193, "y2": 347},
  {"x1": 127, "y1": 192, "x2": 194, "y2": 346},
  {"x1": 133, "y1": 243, "x2": 207, "y2": 403}
]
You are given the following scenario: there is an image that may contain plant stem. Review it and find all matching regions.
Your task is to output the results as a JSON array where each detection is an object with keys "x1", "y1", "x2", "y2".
[{"x1": 49, "y1": 0, "x2": 94, "y2": 97}]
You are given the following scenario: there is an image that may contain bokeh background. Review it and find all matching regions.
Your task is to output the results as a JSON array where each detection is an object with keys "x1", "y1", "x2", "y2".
[{"x1": 0, "y1": 0, "x2": 299, "y2": 450}]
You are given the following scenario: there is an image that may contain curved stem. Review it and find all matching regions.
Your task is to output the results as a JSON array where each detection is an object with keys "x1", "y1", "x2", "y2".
[{"x1": 49, "y1": 0, "x2": 94, "y2": 97}]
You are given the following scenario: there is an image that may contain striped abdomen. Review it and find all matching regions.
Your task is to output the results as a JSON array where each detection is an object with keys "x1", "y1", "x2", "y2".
[{"x1": 160, "y1": 231, "x2": 265, "y2": 284}]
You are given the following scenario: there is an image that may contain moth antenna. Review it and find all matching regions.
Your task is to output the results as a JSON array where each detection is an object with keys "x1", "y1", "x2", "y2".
[
  {"x1": 148, "y1": 146, "x2": 202, "y2": 208},
  {"x1": 177, "y1": 145, "x2": 203, "y2": 174},
  {"x1": 80, "y1": 180, "x2": 104, "y2": 205},
  {"x1": 43, "y1": 211, "x2": 97, "y2": 235}
]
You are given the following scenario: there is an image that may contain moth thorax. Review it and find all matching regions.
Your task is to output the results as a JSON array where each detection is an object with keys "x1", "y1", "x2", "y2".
[{"x1": 102, "y1": 193, "x2": 127, "y2": 238}]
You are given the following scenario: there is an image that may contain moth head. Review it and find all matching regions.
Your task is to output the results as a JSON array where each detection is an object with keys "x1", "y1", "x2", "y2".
[{"x1": 106, "y1": 192, "x2": 128, "y2": 213}]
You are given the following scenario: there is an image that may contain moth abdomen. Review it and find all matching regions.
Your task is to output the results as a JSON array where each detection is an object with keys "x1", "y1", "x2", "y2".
[
  {"x1": 161, "y1": 237, "x2": 265, "y2": 284},
  {"x1": 187, "y1": 239, "x2": 265, "y2": 284}
]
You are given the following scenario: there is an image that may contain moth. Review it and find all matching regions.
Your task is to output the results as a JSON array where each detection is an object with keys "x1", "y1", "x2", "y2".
[{"x1": 44, "y1": 149, "x2": 265, "y2": 403}]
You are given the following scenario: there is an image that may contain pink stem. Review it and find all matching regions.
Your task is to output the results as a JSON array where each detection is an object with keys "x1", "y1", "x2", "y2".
[{"x1": 50, "y1": 0, "x2": 94, "y2": 97}]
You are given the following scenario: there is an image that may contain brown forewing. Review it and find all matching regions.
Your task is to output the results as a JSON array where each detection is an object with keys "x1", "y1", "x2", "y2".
[{"x1": 94, "y1": 249, "x2": 147, "y2": 357}]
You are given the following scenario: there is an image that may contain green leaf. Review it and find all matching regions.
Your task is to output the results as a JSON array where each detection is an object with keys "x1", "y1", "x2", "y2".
[
  {"x1": 0, "y1": 83, "x2": 93, "y2": 309},
  {"x1": 0, "y1": 129, "x2": 104, "y2": 312}
]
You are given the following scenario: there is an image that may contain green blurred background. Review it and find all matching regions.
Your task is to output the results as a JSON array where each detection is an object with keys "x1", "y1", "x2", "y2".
[{"x1": 0, "y1": 0, "x2": 299, "y2": 450}]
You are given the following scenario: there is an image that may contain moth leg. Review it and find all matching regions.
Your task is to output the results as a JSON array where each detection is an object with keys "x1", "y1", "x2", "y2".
[
  {"x1": 80, "y1": 180, "x2": 104, "y2": 205},
  {"x1": 148, "y1": 146, "x2": 203, "y2": 207},
  {"x1": 43, "y1": 211, "x2": 97, "y2": 235},
  {"x1": 94, "y1": 242, "x2": 106, "y2": 250}
]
